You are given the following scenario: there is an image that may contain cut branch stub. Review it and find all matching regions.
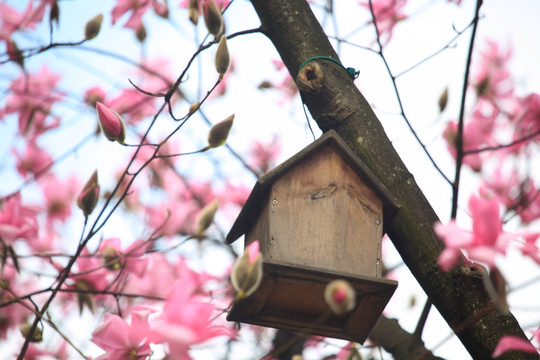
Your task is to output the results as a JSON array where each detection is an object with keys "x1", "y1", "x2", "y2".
[{"x1": 296, "y1": 61, "x2": 324, "y2": 94}]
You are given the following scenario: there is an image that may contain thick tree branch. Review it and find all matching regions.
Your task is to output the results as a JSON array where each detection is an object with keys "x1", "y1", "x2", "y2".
[{"x1": 249, "y1": 0, "x2": 535, "y2": 359}]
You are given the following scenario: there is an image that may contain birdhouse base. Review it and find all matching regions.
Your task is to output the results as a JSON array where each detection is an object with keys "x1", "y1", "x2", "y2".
[{"x1": 227, "y1": 262, "x2": 397, "y2": 343}]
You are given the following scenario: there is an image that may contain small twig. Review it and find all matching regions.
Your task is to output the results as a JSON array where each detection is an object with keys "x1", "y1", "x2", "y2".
[{"x1": 450, "y1": 0, "x2": 483, "y2": 219}]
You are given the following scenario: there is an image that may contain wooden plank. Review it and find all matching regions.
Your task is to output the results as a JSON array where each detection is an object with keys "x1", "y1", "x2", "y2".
[{"x1": 267, "y1": 144, "x2": 383, "y2": 277}]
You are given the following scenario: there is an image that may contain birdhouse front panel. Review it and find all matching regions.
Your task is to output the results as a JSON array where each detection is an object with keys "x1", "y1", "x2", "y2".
[{"x1": 246, "y1": 142, "x2": 384, "y2": 278}]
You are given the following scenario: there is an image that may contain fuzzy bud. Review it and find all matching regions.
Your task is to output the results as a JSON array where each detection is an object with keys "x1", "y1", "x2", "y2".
[
  {"x1": 214, "y1": 35, "x2": 230, "y2": 80},
  {"x1": 195, "y1": 199, "x2": 219, "y2": 236},
  {"x1": 188, "y1": 0, "x2": 200, "y2": 25},
  {"x1": 136, "y1": 24, "x2": 147, "y2": 43},
  {"x1": 96, "y1": 102, "x2": 126, "y2": 144},
  {"x1": 188, "y1": 102, "x2": 200, "y2": 116},
  {"x1": 50, "y1": 1, "x2": 60, "y2": 26},
  {"x1": 84, "y1": 14, "x2": 103, "y2": 40},
  {"x1": 77, "y1": 170, "x2": 100, "y2": 217},
  {"x1": 75, "y1": 280, "x2": 95, "y2": 314},
  {"x1": 438, "y1": 87, "x2": 448, "y2": 113},
  {"x1": 231, "y1": 241, "x2": 263, "y2": 300},
  {"x1": 207, "y1": 114, "x2": 234, "y2": 149},
  {"x1": 324, "y1": 279, "x2": 356, "y2": 315},
  {"x1": 20, "y1": 323, "x2": 42, "y2": 343},
  {"x1": 153, "y1": 1, "x2": 169, "y2": 18},
  {"x1": 101, "y1": 246, "x2": 122, "y2": 271},
  {"x1": 203, "y1": 0, "x2": 223, "y2": 37}
]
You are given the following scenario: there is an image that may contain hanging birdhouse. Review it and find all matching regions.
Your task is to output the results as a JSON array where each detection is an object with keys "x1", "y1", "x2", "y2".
[{"x1": 226, "y1": 129, "x2": 399, "y2": 343}]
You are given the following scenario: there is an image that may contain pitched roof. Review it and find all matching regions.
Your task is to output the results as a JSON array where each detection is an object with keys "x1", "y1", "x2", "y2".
[{"x1": 226, "y1": 129, "x2": 400, "y2": 243}]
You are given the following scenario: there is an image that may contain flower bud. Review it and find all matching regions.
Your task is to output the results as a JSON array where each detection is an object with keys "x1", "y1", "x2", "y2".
[
  {"x1": 96, "y1": 102, "x2": 126, "y2": 144},
  {"x1": 214, "y1": 35, "x2": 230, "y2": 80},
  {"x1": 438, "y1": 87, "x2": 448, "y2": 113},
  {"x1": 195, "y1": 199, "x2": 219, "y2": 236},
  {"x1": 50, "y1": 1, "x2": 60, "y2": 26},
  {"x1": 85, "y1": 14, "x2": 103, "y2": 40},
  {"x1": 207, "y1": 114, "x2": 234, "y2": 149},
  {"x1": 188, "y1": 0, "x2": 200, "y2": 25},
  {"x1": 20, "y1": 323, "x2": 42, "y2": 343},
  {"x1": 188, "y1": 102, "x2": 200, "y2": 116},
  {"x1": 324, "y1": 279, "x2": 356, "y2": 315},
  {"x1": 101, "y1": 246, "x2": 122, "y2": 271},
  {"x1": 75, "y1": 280, "x2": 95, "y2": 314},
  {"x1": 7, "y1": 40, "x2": 24, "y2": 68},
  {"x1": 231, "y1": 240, "x2": 263, "y2": 300},
  {"x1": 77, "y1": 170, "x2": 100, "y2": 217},
  {"x1": 203, "y1": 0, "x2": 223, "y2": 37},
  {"x1": 153, "y1": 0, "x2": 169, "y2": 18},
  {"x1": 136, "y1": 24, "x2": 147, "y2": 43}
]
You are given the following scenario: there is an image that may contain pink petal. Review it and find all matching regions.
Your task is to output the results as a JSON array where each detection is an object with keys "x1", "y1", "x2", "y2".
[
  {"x1": 493, "y1": 336, "x2": 538, "y2": 357},
  {"x1": 247, "y1": 240, "x2": 260, "y2": 264}
]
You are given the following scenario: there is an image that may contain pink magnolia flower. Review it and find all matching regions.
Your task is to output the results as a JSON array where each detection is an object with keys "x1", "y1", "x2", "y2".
[
  {"x1": 66, "y1": 247, "x2": 111, "y2": 309},
  {"x1": 248, "y1": 137, "x2": 282, "y2": 174},
  {"x1": 1, "y1": 66, "x2": 63, "y2": 137},
  {"x1": 493, "y1": 330, "x2": 539, "y2": 358},
  {"x1": 521, "y1": 232, "x2": 540, "y2": 265},
  {"x1": 435, "y1": 193, "x2": 508, "y2": 270},
  {"x1": 360, "y1": 0, "x2": 408, "y2": 44},
  {"x1": 98, "y1": 237, "x2": 150, "y2": 277},
  {"x1": 111, "y1": 0, "x2": 152, "y2": 30},
  {"x1": 41, "y1": 174, "x2": 80, "y2": 224},
  {"x1": 123, "y1": 253, "x2": 177, "y2": 298},
  {"x1": 96, "y1": 102, "x2": 126, "y2": 144},
  {"x1": 512, "y1": 93, "x2": 540, "y2": 144},
  {"x1": 0, "y1": 267, "x2": 35, "y2": 339},
  {"x1": 269, "y1": 60, "x2": 299, "y2": 104},
  {"x1": 91, "y1": 306, "x2": 155, "y2": 360},
  {"x1": 151, "y1": 284, "x2": 234, "y2": 358},
  {"x1": 515, "y1": 182, "x2": 540, "y2": 224},
  {"x1": 84, "y1": 86, "x2": 107, "y2": 106},
  {"x1": 0, "y1": 1, "x2": 53, "y2": 42},
  {"x1": 482, "y1": 166, "x2": 522, "y2": 210},
  {"x1": 473, "y1": 40, "x2": 513, "y2": 101},
  {"x1": 0, "y1": 193, "x2": 40, "y2": 246},
  {"x1": 442, "y1": 114, "x2": 497, "y2": 172},
  {"x1": 106, "y1": 88, "x2": 156, "y2": 124},
  {"x1": 12, "y1": 137, "x2": 53, "y2": 178}
]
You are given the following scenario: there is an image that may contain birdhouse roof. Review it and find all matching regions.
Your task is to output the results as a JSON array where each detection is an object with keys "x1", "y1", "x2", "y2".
[{"x1": 226, "y1": 129, "x2": 400, "y2": 243}]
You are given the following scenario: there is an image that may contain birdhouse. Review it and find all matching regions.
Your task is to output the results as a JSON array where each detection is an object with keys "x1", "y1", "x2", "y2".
[{"x1": 226, "y1": 130, "x2": 399, "y2": 343}]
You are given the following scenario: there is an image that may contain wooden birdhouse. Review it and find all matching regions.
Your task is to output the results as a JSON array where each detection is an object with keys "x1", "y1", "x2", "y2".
[{"x1": 226, "y1": 130, "x2": 399, "y2": 343}]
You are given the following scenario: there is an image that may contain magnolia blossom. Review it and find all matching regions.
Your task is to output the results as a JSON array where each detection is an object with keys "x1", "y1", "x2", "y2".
[
  {"x1": 151, "y1": 284, "x2": 234, "y2": 358},
  {"x1": 248, "y1": 137, "x2": 281, "y2": 174},
  {"x1": 124, "y1": 253, "x2": 178, "y2": 298},
  {"x1": 0, "y1": 193, "x2": 40, "y2": 246},
  {"x1": 98, "y1": 237, "x2": 150, "y2": 277},
  {"x1": 2, "y1": 66, "x2": 63, "y2": 137},
  {"x1": 435, "y1": 193, "x2": 509, "y2": 270},
  {"x1": 12, "y1": 138, "x2": 53, "y2": 177},
  {"x1": 0, "y1": 1, "x2": 53, "y2": 42},
  {"x1": 40, "y1": 174, "x2": 80, "y2": 223},
  {"x1": 107, "y1": 88, "x2": 157, "y2": 124},
  {"x1": 360, "y1": 0, "x2": 408, "y2": 44},
  {"x1": 512, "y1": 93, "x2": 540, "y2": 144},
  {"x1": 91, "y1": 306, "x2": 154, "y2": 360},
  {"x1": 473, "y1": 40, "x2": 513, "y2": 101},
  {"x1": 111, "y1": 0, "x2": 152, "y2": 30}
]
